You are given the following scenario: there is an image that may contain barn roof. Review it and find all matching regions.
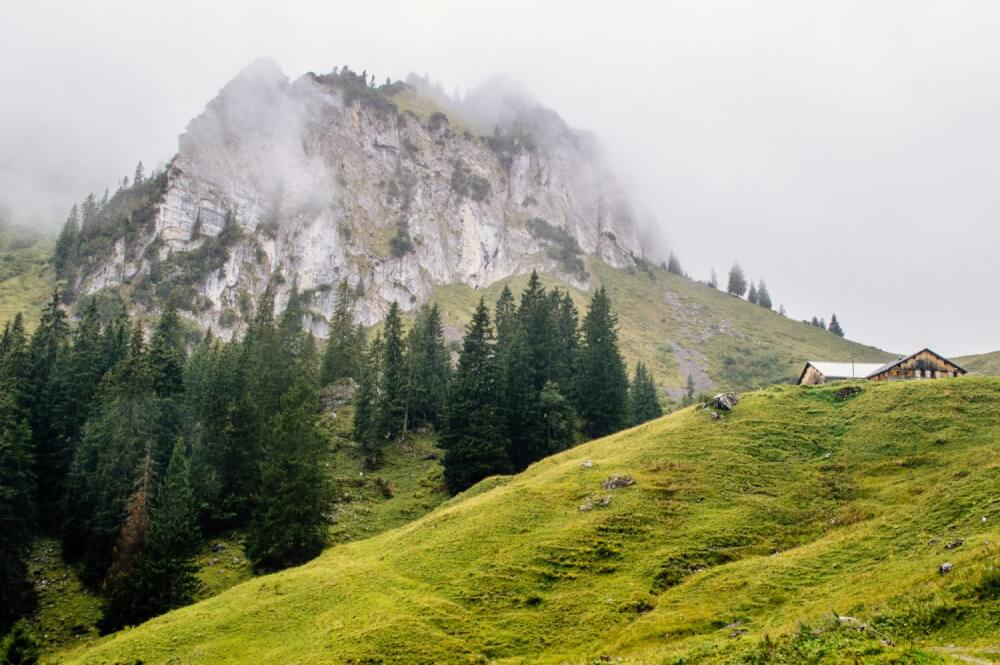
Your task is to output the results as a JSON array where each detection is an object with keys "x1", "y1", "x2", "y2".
[
  {"x1": 866, "y1": 348, "x2": 967, "y2": 377},
  {"x1": 804, "y1": 361, "x2": 886, "y2": 379}
]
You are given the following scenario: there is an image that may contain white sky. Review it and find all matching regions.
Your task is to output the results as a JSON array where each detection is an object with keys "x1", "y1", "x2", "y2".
[{"x1": 1, "y1": 0, "x2": 998, "y2": 356}]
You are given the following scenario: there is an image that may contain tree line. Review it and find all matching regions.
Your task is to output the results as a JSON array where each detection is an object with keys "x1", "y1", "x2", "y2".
[
  {"x1": 0, "y1": 271, "x2": 659, "y2": 643},
  {"x1": 0, "y1": 287, "x2": 327, "y2": 637}
]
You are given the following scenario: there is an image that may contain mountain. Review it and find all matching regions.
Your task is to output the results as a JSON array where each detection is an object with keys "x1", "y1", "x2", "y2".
[
  {"x1": 62, "y1": 59, "x2": 642, "y2": 334},
  {"x1": 58, "y1": 377, "x2": 1000, "y2": 663},
  {"x1": 956, "y1": 351, "x2": 1000, "y2": 376},
  {"x1": 39, "y1": 60, "x2": 893, "y2": 395}
]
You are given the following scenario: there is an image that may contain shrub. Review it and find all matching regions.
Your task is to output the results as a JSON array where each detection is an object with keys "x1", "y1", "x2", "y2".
[{"x1": 525, "y1": 217, "x2": 587, "y2": 279}]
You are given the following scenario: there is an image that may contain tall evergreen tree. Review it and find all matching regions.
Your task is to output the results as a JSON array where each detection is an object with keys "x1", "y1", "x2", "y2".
[
  {"x1": 404, "y1": 304, "x2": 450, "y2": 430},
  {"x1": 147, "y1": 299, "x2": 186, "y2": 398},
  {"x1": 246, "y1": 366, "x2": 328, "y2": 571},
  {"x1": 320, "y1": 281, "x2": 363, "y2": 384},
  {"x1": 441, "y1": 300, "x2": 509, "y2": 493},
  {"x1": 828, "y1": 314, "x2": 844, "y2": 337},
  {"x1": 53, "y1": 206, "x2": 79, "y2": 281},
  {"x1": 99, "y1": 438, "x2": 199, "y2": 631},
  {"x1": 353, "y1": 334, "x2": 383, "y2": 467},
  {"x1": 26, "y1": 292, "x2": 70, "y2": 526},
  {"x1": 576, "y1": 287, "x2": 629, "y2": 437},
  {"x1": 0, "y1": 389, "x2": 36, "y2": 634},
  {"x1": 375, "y1": 302, "x2": 406, "y2": 442},
  {"x1": 628, "y1": 362, "x2": 662, "y2": 426},
  {"x1": 757, "y1": 279, "x2": 773, "y2": 310},
  {"x1": 666, "y1": 252, "x2": 683, "y2": 275},
  {"x1": 747, "y1": 280, "x2": 759, "y2": 305},
  {"x1": 727, "y1": 263, "x2": 747, "y2": 297}
]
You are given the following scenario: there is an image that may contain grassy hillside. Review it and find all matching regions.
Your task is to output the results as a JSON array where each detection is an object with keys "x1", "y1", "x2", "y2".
[
  {"x1": 27, "y1": 404, "x2": 447, "y2": 655},
  {"x1": 0, "y1": 219, "x2": 53, "y2": 327},
  {"x1": 59, "y1": 377, "x2": 1000, "y2": 664},
  {"x1": 957, "y1": 351, "x2": 1000, "y2": 376},
  {"x1": 435, "y1": 260, "x2": 894, "y2": 400}
]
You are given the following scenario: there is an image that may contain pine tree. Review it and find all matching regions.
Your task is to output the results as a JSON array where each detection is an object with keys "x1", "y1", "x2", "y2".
[
  {"x1": 576, "y1": 287, "x2": 629, "y2": 437},
  {"x1": 353, "y1": 334, "x2": 382, "y2": 467},
  {"x1": 53, "y1": 206, "x2": 79, "y2": 281},
  {"x1": 246, "y1": 367, "x2": 328, "y2": 571},
  {"x1": 757, "y1": 279, "x2": 772, "y2": 310},
  {"x1": 666, "y1": 252, "x2": 683, "y2": 275},
  {"x1": 747, "y1": 281, "x2": 759, "y2": 305},
  {"x1": 0, "y1": 620, "x2": 39, "y2": 665},
  {"x1": 441, "y1": 299, "x2": 509, "y2": 493},
  {"x1": 133, "y1": 161, "x2": 144, "y2": 186},
  {"x1": 148, "y1": 299, "x2": 186, "y2": 398},
  {"x1": 26, "y1": 292, "x2": 70, "y2": 525},
  {"x1": 404, "y1": 304, "x2": 450, "y2": 430},
  {"x1": 828, "y1": 314, "x2": 844, "y2": 337},
  {"x1": 685, "y1": 373, "x2": 696, "y2": 405},
  {"x1": 538, "y1": 381, "x2": 575, "y2": 456},
  {"x1": 727, "y1": 263, "x2": 747, "y2": 297},
  {"x1": 99, "y1": 439, "x2": 199, "y2": 631},
  {"x1": 628, "y1": 362, "x2": 662, "y2": 425},
  {"x1": 0, "y1": 389, "x2": 36, "y2": 634},
  {"x1": 320, "y1": 281, "x2": 363, "y2": 384},
  {"x1": 375, "y1": 302, "x2": 406, "y2": 443}
]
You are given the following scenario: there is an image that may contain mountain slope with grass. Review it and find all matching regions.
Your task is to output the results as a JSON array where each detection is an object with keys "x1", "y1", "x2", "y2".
[
  {"x1": 0, "y1": 217, "x2": 52, "y2": 327},
  {"x1": 435, "y1": 261, "x2": 893, "y2": 398},
  {"x1": 957, "y1": 351, "x2": 1000, "y2": 376},
  {"x1": 58, "y1": 377, "x2": 1000, "y2": 664}
]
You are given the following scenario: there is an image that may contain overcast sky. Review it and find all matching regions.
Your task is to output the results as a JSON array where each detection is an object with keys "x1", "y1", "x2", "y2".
[{"x1": 1, "y1": 1, "x2": 997, "y2": 356}]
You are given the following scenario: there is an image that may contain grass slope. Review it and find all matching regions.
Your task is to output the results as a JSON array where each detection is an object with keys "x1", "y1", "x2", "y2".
[
  {"x1": 0, "y1": 219, "x2": 53, "y2": 328},
  {"x1": 29, "y1": 404, "x2": 447, "y2": 656},
  {"x1": 59, "y1": 377, "x2": 1000, "y2": 664},
  {"x1": 434, "y1": 260, "x2": 894, "y2": 398},
  {"x1": 957, "y1": 351, "x2": 1000, "y2": 376}
]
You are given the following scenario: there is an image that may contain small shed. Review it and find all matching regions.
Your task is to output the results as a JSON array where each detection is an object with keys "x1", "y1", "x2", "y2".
[
  {"x1": 797, "y1": 361, "x2": 886, "y2": 386},
  {"x1": 867, "y1": 348, "x2": 966, "y2": 382}
]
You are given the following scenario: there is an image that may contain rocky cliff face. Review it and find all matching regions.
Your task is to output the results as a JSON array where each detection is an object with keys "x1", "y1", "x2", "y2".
[{"x1": 75, "y1": 60, "x2": 645, "y2": 335}]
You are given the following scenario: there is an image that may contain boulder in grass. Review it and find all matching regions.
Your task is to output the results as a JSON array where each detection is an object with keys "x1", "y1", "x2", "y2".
[
  {"x1": 711, "y1": 393, "x2": 739, "y2": 410},
  {"x1": 603, "y1": 474, "x2": 635, "y2": 490}
]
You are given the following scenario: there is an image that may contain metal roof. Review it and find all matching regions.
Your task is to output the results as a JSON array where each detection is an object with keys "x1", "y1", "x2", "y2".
[
  {"x1": 865, "y1": 348, "x2": 967, "y2": 377},
  {"x1": 805, "y1": 361, "x2": 886, "y2": 379}
]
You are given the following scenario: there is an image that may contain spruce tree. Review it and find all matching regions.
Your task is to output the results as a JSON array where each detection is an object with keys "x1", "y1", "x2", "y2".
[
  {"x1": 0, "y1": 389, "x2": 36, "y2": 634},
  {"x1": 246, "y1": 367, "x2": 328, "y2": 571},
  {"x1": 353, "y1": 334, "x2": 382, "y2": 467},
  {"x1": 374, "y1": 302, "x2": 406, "y2": 443},
  {"x1": 147, "y1": 299, "x2": 186, "y2": 398},
  {"x1": 828, "y1": 314, "x2": 844, "y2": 337},
  {"x1": 747, "y1": 281, "x2": 759, "y2": 305},
  {"x1": 666, "y1": 252, "x2": 683, "y2": 275},
  {"x1": 538, "y1": 381, "x2": 575, "y2": 456},
  {"x1": 628, "y1": 362, "x2": 662, "y2": 425},
  {"x1": 320, "y1": 280, "x2": 363, "y2": 384},
  {"x1": 685, "y1": 373, "x2": 696, "y2": 404},
  {"x1": 441, "y1": 299, "x2": 509, "y2": 493},
  {"x1": 727, "y1": 263, "x2": 747, "y2": 297},
  {"x1": 404, "y1": 304, "x2": 450, "y2": 430},
  {"x1": 26, "y1": 292, "x2": 70, "y2": 526},
  {"x1": 757, "y1": 279, "x2": 772, "y2": 310},
  {"x1": 53, "y1": 206, "x2": 79, "y2": 281},
  {"x1": 576, "y1": 287, "x2": 629, "y2": 437},
  {"x1": 0, "y1": 620, "x2": 39, "y2": 665}
]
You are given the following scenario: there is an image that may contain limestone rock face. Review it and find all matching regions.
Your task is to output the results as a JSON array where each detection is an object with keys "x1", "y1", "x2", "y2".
[{"x1": 76, "y1": 60, "x2": 645, "y2": 336}]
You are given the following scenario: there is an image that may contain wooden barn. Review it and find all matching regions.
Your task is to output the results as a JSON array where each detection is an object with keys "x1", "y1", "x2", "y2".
[
  {"x1": 866, "y1": 348, "x2": 966, "y2": 382},
  {"x1": 798, "y1": 349, "x2": 966, "y2": 385}
]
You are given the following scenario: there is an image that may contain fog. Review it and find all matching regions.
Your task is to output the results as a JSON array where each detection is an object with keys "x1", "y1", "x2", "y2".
[{"x1": 1, "y1": 1, "x2": 997, "y2": 356}]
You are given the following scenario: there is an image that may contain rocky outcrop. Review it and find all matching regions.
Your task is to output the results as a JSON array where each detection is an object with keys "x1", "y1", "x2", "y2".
[{"x1": 74, "y1": 60, "x2": 645, "y2": 336}]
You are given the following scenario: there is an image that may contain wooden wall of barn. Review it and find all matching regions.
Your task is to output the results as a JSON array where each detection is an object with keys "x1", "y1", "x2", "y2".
[
  {"x1": 800, "y1": 365, "x2": 827, "y2": 385},
  {"x1": 868, "y1": 350, "x2": 963, "y2": 382}
]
